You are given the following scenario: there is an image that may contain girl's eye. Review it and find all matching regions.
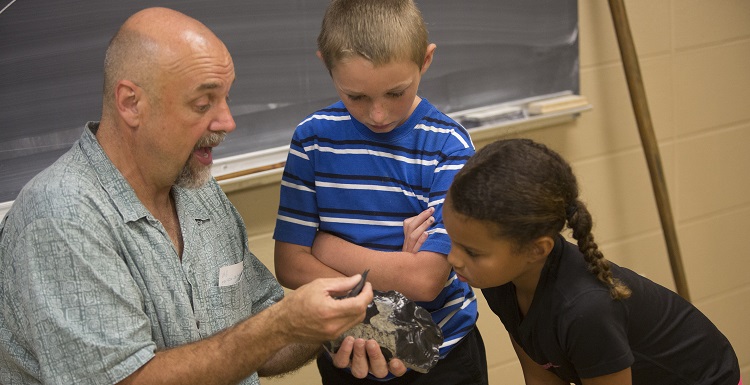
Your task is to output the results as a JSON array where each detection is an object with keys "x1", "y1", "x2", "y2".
[
  {"x1": 347, "y1": 95, "x2": 364, "y2": 101},
  {"x1": 463, "y1": 247, "x2": 479, "y2": 258},
  {"x1": 387, "y1": 91, "x2": 405, "y2": 98}
]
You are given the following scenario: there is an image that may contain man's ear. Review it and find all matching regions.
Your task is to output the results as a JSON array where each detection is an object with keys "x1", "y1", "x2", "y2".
[
  {"x1": 420, "y1": 43, "x2": 437, "y2": 74},
  {"x1": 115, "y1": 80, "x2": 141, "y2": 127},
  {"x1": 528, "y1": 236, "x2": 555, "y2": 264}
]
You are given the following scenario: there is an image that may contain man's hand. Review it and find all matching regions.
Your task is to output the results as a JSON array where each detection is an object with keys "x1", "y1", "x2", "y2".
[
  {"x1": 331, "y1": 336, "x2": 407, "y2": 379},
  {"x1": 402, "y1": 207, "x2": 434, "y2": 253},
  {"x1": 280, "y1": 275, "x2": 373, "y2": 343}
]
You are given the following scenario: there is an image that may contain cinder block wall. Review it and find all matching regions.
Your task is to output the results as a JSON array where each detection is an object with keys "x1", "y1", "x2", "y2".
[{"x1": 225, "y1": 0, "x2": 750, "y2": 382}]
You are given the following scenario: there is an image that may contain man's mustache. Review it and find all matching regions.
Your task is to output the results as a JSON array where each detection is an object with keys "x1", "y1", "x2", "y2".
[{"x1": 195, "y1": 132, "x2": 227, "y2": 149}]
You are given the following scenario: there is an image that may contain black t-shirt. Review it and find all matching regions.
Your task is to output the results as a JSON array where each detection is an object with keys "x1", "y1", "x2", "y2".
[{"x1": 482, "y1": 235, "x2": 740, "y2": 385}]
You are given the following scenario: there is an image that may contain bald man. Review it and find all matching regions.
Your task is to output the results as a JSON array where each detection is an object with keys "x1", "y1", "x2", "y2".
[{"x1": 0, "y1": 7, "x2": 404, "y2": 385}]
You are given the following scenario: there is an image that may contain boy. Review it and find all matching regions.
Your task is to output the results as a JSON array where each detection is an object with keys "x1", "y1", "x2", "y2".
[{"x1": 273, "y1": 0, "x2": 488, "y2": 384}]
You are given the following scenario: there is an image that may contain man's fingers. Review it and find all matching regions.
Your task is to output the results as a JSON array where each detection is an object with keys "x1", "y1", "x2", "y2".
[
  {"x1": 321, "y1": 274, "x2": 366, "y2": 295},
  {"x1": 285, "y1": 277, "x2": 372, "y2": 343},
  {"x1": 332, "y1": 283, "x2": 372, "y2": 334}
]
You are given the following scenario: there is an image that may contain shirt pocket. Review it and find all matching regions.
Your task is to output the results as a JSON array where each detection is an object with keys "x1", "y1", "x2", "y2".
[{"x1": 197, "y1": 258, "x2": 254, "y2": 336}]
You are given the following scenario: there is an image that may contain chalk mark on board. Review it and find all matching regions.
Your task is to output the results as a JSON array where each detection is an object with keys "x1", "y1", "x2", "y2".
[{"x1": 0, "y1": 0, "x2": 17, "y2": 15}]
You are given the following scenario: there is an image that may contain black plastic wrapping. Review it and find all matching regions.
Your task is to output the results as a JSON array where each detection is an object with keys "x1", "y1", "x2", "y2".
[{"x1": 323, "y1": 290, "x2": 443, "y2": 373}]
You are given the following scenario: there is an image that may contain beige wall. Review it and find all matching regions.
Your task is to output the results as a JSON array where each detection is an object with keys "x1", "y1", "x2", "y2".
[{"x1": 224, "y1": 0, "x2": 750, "y2": 383}]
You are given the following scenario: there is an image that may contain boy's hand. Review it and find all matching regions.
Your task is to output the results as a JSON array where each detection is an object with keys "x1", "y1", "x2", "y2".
[
  {"x1": 331, "y1": 336, "x2": 407, "y2": 379},
  {"x1": 402, "y1": 207, "x2": 434, "y2": 253}
]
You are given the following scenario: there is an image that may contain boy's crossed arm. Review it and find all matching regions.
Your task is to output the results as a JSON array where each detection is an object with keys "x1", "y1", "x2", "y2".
[
  {"x1": 274, "y1": 241, "x2": 345, "y2": 289},
  {"x1": 275, "y1": 208, "x2": 450, "y2": 302}
]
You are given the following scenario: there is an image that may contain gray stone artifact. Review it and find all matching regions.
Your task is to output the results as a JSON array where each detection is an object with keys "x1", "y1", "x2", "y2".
[{"x1": 324, "y1": 289, "x2": 444, "y2": 373}]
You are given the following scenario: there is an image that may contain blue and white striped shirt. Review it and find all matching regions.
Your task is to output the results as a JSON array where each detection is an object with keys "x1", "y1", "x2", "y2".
[{"x1": 273, "y1": 99, "x2": 478, "y2": 361}]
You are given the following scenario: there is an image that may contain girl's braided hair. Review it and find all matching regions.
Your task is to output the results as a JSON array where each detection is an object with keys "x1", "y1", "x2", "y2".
[{"x1": 448, "y1": 139, "x2": 631, "y2": 299}]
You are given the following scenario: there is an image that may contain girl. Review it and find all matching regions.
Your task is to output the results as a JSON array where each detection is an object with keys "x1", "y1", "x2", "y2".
[{"x1": 442, "y1": 138, "x2": 741, "y2": 385}]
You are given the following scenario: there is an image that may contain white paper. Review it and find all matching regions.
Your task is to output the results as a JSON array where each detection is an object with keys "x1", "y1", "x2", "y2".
[{"x1": 219, "y1": 261, "x2": 244, "y2": 287}]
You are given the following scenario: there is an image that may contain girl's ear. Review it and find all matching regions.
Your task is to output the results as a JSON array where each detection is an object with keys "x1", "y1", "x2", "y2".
[{"x1": 528, "y1": 236, "x2": 555, "y2": 264}]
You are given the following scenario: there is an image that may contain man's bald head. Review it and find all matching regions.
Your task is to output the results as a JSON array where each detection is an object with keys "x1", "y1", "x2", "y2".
[{"x1": 101, "y1": 7, "x2": 229, "y2": 116}]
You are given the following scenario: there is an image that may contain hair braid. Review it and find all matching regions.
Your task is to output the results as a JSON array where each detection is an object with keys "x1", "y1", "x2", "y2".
[
  {"x1": 449, "y1": 138, "x2": 632, "y2": 300},
  {"x1": 567, "y1": 200, "x2": 631, "y2": 299}
]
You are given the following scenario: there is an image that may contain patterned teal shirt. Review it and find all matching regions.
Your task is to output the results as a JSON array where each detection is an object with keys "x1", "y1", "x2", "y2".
[{"x1": 0, "y1": 122, "x2": 284, "y2": 385}]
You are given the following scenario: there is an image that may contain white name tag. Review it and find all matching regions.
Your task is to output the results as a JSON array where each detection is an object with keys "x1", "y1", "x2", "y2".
[{"x1": 219, "y1": 261, "x2": 244, "y2": 287}]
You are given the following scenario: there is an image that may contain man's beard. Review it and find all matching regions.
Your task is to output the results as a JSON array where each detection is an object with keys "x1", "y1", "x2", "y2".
[{"x1": 175, "y1": 132, "x2": 226, "y2": 189}]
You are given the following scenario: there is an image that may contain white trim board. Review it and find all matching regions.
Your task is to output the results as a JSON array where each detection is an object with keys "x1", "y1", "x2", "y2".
[{"x1": 0, "y1": 93, "x2": 591, "y2": 220}]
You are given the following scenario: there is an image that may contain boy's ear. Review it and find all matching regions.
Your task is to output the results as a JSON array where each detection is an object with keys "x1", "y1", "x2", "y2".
[
  {"x1": 316, "y1": 51, "x2": 333, "y2": 76},
  {"x1": 420, "y1": 43, "x2": 437, "y2": 74},
  {"x1": 115, "y1": 79, "x2": 141, "y2": 128}
]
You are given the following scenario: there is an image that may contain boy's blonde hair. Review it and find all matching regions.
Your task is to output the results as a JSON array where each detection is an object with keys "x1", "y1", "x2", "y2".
[{"x1": 317, "y1": 0, "x2": 428, "y2": 71}]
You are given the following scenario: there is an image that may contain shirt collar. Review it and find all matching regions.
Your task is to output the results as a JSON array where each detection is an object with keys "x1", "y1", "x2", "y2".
[
  {"x1": 79, "y1": 122, "x2": 211, "y2": 224},
  {"x1": 80, "y1": 121, "x2": 150, "y2": 223}
]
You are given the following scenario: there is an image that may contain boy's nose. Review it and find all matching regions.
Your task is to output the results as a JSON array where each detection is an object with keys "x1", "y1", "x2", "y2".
[{"x1": 368, "y1": 102, "x2": 387, "y2": 124}]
